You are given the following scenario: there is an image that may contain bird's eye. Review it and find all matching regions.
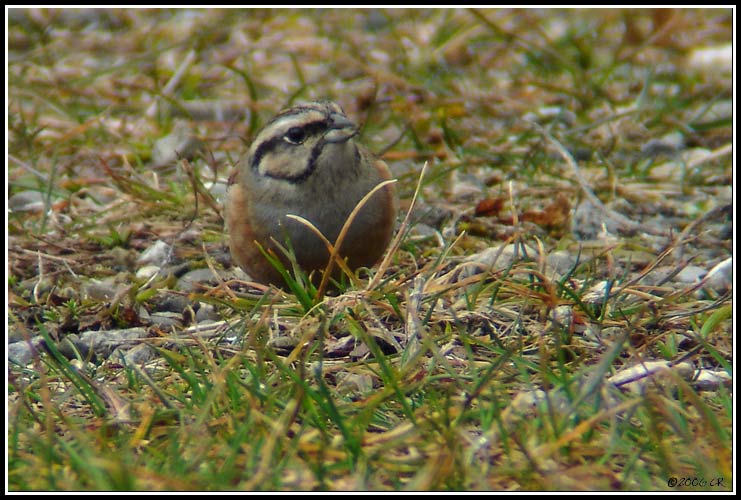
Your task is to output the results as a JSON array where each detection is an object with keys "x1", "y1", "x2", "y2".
[{"x1": 284, "y1": 127, "x2": 306, "y2": 144}]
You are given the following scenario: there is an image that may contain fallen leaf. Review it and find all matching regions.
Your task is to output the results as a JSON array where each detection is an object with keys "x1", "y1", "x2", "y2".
[
  {"x1": 474, "y1": 197, "x2": 505, "y2": 217},
  {"x1": 521, "y1": 193, "x2": 571, "y2": 231}
]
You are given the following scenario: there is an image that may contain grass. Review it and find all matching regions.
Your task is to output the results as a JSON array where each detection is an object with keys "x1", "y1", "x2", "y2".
[{"x1": 7, "y1": 7, "x2": 734, "y2": 492}]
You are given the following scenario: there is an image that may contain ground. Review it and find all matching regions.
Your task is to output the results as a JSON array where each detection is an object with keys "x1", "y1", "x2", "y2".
[{"x1": 7, "y1": 8, "x2": 733, "y2": 491}]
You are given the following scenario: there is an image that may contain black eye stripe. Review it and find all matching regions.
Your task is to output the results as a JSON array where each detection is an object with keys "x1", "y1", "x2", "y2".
[
  {"x1": 289, "y1": 120, "x2": 330, "y2": 138},
  {"x1": 251, "y1": 119, "x2": 330, "y2": 169},
  {"x1": 284, "y1": 127, "x2": 305, "y2": 143},
  {"x1": 250, "y1": 136, "x2": 322, "y2": 184},
  {"x1": 251, "y1": 135, "x2": 282, "y2": 170}
]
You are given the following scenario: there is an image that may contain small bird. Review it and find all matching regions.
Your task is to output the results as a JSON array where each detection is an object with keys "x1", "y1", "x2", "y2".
[{"x1": 225, "y1": 100, "x2": 397, "y2": 287}]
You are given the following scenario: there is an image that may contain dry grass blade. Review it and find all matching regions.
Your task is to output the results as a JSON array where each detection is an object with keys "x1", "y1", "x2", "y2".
[
  {"x1": 533, "y1": 122, "x2": 662, "y2": 236},
  {"x1": 287, "y1": 178, "x2": 397, "y2": 300},
  {"x1": 145, "y1": 49, "x2": 197, "y2": 118},
  {"x1": 367, "y1": 161, "x2": 429, "y2": 291},
  {"x1": 284, "y1": 214, "x2": 359, "y2": 286},
  {"x1": 685, "y1": 143, "x2": 732, "y2": 169}
]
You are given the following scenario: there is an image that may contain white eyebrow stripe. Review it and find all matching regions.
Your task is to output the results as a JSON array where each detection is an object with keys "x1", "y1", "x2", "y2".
[{"x1": 271, "y1": 109, "x2": 325, "y2": 129}]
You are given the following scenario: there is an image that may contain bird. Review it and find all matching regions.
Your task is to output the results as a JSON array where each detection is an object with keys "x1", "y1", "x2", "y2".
[{"x1": 225, "y1": 100, "x2": 397, "y2": 287}]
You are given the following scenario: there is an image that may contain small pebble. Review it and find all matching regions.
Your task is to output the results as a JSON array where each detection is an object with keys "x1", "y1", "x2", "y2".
[
  {"x1": 138, "y1": 240, "x2": 171, "y2": 266},
  {"x1": 136, "y1": 265, "x2": 161, "y2": 280}
]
